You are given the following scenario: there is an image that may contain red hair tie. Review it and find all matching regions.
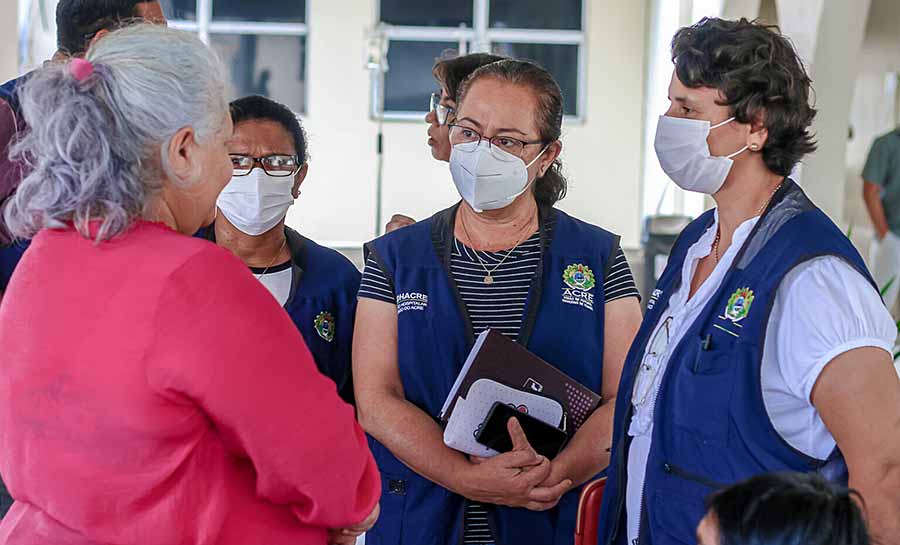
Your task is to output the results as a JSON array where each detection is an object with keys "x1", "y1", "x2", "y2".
[{"x1": 70, "y1": 58, "x2": 95, "y2": 82}]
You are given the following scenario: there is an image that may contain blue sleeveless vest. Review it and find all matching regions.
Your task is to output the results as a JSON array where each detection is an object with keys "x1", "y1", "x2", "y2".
[
  {"x1": 200, "y1": 226, "x2": 360, "y2": 402},
  {"x1": 597, "y1": 181, "x2": 877, "y2": 545},
  {"x1": 364, "y1": 204, "x2": 618, "y2": 545},
  {"x1": 282, "y1": 227, "x2": 360, "y2": 402},
  {"x1": 0, "y1": 239, "x2": 28, "y2": 292}
]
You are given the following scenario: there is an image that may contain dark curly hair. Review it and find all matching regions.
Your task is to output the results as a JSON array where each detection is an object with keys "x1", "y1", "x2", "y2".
[
  {"x1": 672, "y1": 17, "x2": 817, "y2": 176},
  {"x1": 707, "y1": 472, "x2": 870, "y2": 545},
  {"x1": 457, "y1": 59, "x2": 567, "y2": 207}
]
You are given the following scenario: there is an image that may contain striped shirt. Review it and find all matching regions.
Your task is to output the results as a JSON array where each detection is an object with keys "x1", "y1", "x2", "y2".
[
  {"x1": 359, "y1": 235, "x2": 639, "y2": 310},
  {"x1": 358, "y1": 232, "x2": 638, "y2": 544}
]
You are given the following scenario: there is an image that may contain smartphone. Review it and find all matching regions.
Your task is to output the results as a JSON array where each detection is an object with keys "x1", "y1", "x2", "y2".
[{"x1": 475, "y1": 402, "x2": 568, "y2": 459}]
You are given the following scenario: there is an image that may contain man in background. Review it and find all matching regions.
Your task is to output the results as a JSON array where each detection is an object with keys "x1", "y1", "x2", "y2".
[{"x1": 863, "y1": 128, "x2": 900, "y2": 311}]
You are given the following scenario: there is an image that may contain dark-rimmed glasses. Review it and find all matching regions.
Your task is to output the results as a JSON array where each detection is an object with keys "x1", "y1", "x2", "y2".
[
  {"x1": 230, "y1": 154, "x2": 303, "y2": 177},
  {"x1": 448, "y1": 123, "x2": 544, "y2": 161}
]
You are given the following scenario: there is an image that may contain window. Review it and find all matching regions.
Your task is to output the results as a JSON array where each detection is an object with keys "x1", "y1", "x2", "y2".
[
  {"x1": 376, "y1": 0, "x2": 585, "y2": 119},
  {"x1": 161, "y1": 0, "x2": 307, "y2": 113},
  {"x1": 641, "y1": 0, "x2": 723, "y2": 221}
]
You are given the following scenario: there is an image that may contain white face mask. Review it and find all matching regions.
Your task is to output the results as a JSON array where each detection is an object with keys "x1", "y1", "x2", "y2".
[
  {"x1": 217, "y1": 169, "x2": 295, "y2": 236},
  {"x1": 654, "y1": 115, "x2": 749, "y2": 195},
  {"x1": 449, "y1": 141, "x2": 547, "y2": 212}
]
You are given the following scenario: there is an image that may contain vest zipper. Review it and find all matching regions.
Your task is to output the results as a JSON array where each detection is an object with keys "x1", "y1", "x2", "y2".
[
  {"x1": 610, "y1": 243, "x2": 695, "y2": 544},
  {"x1": 662, "y1": 462, "x2": 728, "y2": 490},
  {"x1": 634, "y1": 489, "x2": 648, "y2": 545},
  {"x1": 607, "y1": 408, "x2": 636, "y2": 542},
  {"x1": 609, "y1": 321, "x2": 662, "y2": 543}
]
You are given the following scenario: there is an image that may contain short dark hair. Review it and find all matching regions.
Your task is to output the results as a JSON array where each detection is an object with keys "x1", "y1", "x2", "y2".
[
  {"x1": 707, "y1": 473, "x2": 870, "y2": 545},
  {"x1": 671, "y1": 17, "x2": 817, "y2": 177},
  {"x1": 432, "y1": 52, "x2": 506, "y2": 101},
  {"x1": 458, "y1": 59, "x2": 567, "y2": 207},
  {"x1": 229, "y1": 95, "x2": 308, "y2": 162},
  {"x1": 56, "y1": 0, "x2": 146, "y2": 55}
]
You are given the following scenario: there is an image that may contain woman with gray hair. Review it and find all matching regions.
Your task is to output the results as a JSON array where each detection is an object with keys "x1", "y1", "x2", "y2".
[{"x1": 0, "y1": 24, "x2": 379, "y2": 545}]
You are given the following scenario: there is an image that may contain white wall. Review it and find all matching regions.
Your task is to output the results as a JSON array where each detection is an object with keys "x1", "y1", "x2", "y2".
[
  {"x1": 294, "y1": 0, "x2": 649, "y2": 248},
  {"x1": 16, "y1": 0, "x2": 56, "y2": 72},
  {"x1": 847, "y1": 0, "x2": 900, "y2": 242},
  {"x1": 778, "y1": 0, "x2": 870, "y2": 227},
  {"x1": 1, "y1": 0, "x2": 18, "y2": 81},
  {"x1": 291, "y1": 0, "x2": 379, "y2": 246},
  {"x1": 8, "y1": 0, "x2": 649, "y2": 248}
]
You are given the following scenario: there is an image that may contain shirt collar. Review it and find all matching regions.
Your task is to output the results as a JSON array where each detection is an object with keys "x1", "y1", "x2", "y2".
[
  {"x1": 673, "y1": 210, "x2": 761, "y2": 310},
  {"x1": 700, "y1": 208, "x2": 761, "y2": 254}
]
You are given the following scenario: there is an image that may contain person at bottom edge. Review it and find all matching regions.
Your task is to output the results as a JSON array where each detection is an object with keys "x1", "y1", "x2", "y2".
[{"x1": 696, "y1": 473, "x2": 870, "y2": 545}]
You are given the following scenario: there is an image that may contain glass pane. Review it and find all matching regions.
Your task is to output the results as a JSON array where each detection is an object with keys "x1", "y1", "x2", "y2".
[
  {"x1": 160, "y1": 0, "x2": 196, "y2": 21},
  {"x1": 209, "y1": 34, "x2": 306, "y2": 113},
  {"x1": 384, "y1": 41, "x2": 457, "y2": 112},
  {"x1": 380, "y1": 0, "x2": 472, "y2": 27},
  {"x1": 490, "y1": 0, "x2": 581, "y2": 30},
  {"x1": 492, "y1": 43, "x2": 579, "y2": 116},
  {"x1": 212, "y1": 0, "x2": 305, "y2": 23}
]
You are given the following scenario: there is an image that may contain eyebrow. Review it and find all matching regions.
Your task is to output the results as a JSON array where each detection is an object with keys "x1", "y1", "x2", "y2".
[
  {"x1": 455, "y1": 117, "x2": 483, "y2": 129},
  {"x1": 669, "y1": 94, "x2": 700, "y2": 109},
  {"x1": 455, "y1": 117, "x2": 529, "y2": 136}
]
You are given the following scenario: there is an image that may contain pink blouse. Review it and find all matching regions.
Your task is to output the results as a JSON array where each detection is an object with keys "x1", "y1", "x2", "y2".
[{"x1": 0, "y1": 221, "x2": 379, "y2": 544}]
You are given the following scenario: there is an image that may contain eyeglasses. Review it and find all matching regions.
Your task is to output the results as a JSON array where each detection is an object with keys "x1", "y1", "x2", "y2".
[
  {"x1": 631, "y1": 316, "x2": 673, "y2": 407},
  {"x1": 429, "y1": 92, "x2": 456, "y2": 126},
  {"x1": 230, "y1": 154, "x2": 303, "y2": 177},
  {"x1": 448, "y1": 123, "x2": 545, "y2": 162}
]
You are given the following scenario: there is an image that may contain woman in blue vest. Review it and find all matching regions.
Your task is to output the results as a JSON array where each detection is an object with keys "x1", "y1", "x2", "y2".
[
  {"x1": 206, "y1": 95, "x2": 359, "y2": 403},
  {"x1": 354, "y1": 59, "x2": 643, "y2": 545},
  {"x1": 598, "y1": 17, "x2": 900, "y2": 545}
]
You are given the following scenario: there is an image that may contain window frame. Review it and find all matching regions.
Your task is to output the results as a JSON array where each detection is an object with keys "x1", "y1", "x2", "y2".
[
  {"x1": 373, "y1": 0, "x2": 587, "y2": 123},
  {"x1": 168, "y1": 0, "x2": 310, "y2": 113}
]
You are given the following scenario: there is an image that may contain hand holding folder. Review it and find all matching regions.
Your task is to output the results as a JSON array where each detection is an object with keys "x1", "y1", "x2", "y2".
[{"x1": 459, "y1": 417, "x2": 573, "y2": 510}]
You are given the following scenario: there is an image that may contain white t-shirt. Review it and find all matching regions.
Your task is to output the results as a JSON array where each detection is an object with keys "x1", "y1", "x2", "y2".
[
  {"x1": 625, "y1": 212, "x2": 896, "y2": 543},
  {"x1": 256, "y1": 267, "x2": 293, "y2": 307}
]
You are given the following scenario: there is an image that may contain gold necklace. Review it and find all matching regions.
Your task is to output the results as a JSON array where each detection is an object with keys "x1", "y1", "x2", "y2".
[
  {"x1": 755, "y1": 181, "x2": 785, "y2": 216},
  {"x1": 254, "y1": 237, "x2": 287, "y2": 279},
  {"x1": 713, "y1": 181, "x2": 784, "y2": 264},
  {"x1": 713, "y1": 229, "x2": 722, "y2": 263},
  {"x1": 459, "y1": 215, "x2": 531, "y2": 285}
]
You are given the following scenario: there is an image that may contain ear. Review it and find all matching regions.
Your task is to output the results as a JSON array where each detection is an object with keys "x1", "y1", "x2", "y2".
[
  {"x1": 538, "y1": 141, "x2": 562, "y2": 177},
  {"x1": 165, "y1": 126, "x2": 200, "y2": 184},
  {"x1": 292, "y1": 163, "x2": 308, "y2": 199},
  {"x1": 88, "y1": 29, "x2": 110, "y2": 51},
  {"x1": 50, "y1": 50, "x2": 70, "y2": 63},
  {"x1": 747, "y1": 110, "x2": 769, "y2": 153}
]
